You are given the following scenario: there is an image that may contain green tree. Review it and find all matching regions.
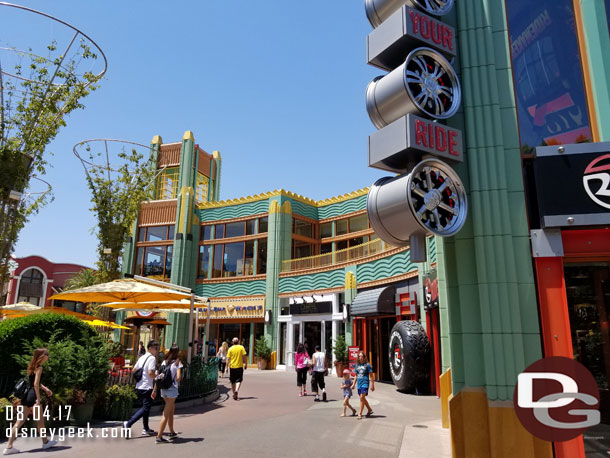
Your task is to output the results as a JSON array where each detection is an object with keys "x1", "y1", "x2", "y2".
[
  {"x1": 82, "y1": 147, "x2": 156, "y2": 282},
  {"x1": 63, "y1": 268, "x2": 100, "y2": 291},
  {"x1": 0, "y1": 41, "x2": 102, "y2": 305}
]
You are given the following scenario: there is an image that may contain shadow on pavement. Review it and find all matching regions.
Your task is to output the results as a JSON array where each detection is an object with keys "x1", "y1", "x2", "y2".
[
  {"x1": 28, "y1": 445, "x2": 72, "y2": 452},
  {"x1": 170, "y1": 437, "x2": 204, "y2": 444},
  {"x1": 235, "y1": 396, "x2": 257, "y2": 401}
]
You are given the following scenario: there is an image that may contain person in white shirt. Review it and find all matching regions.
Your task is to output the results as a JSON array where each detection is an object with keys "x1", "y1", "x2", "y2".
[
  {"x1": 311, "y1": 345, "x2": 327, "y2": 402},
  {"x1": 124, "y1": 340, "x2": 159, "y2": 437}
]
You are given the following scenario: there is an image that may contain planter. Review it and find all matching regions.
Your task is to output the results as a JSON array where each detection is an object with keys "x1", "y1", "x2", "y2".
[
  {"x1": 71, "y1": 400, "x2": 95, "y2": 426},
  {"x1": 257, "y1": 359, "x2": 268, "y2": 371},
  {"x1": 334, "y1": 361, "x2": 349, "y2": 377}
]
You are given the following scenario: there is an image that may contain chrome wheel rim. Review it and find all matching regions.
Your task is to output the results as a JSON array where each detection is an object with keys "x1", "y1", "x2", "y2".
[
  {"x1": 408, "y1": 0, "x2": 454, "y2": 16},
  {"x1": 404, "y1": 47, "x2": 461, "y2": 120},
  {"x1": 407, "y1": 159, "x2": 467, "y2": 236}
]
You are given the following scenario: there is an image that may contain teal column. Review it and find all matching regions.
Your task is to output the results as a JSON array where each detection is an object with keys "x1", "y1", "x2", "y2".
[
  {"x1": 344, "y1": 267, "x2": 357, "y2": 346},
  {"x1": 579, "y1": 0, "x2": 610, "y2": 140},
  {"x1": 438, "y1": 0, "x2": 542, "y2": 402},
  {"x1": 249, "y1": 323, "x2": 255, "y2": 365},
  {"x1": 264, "y1": 197, "x2": 292, "y2": 352},
  {"x1": 211, "y1": 150, "x2": 222, "y2": 201},
  {"x1": 167, "y1": 131, "x2": 198, "y2": 350}
]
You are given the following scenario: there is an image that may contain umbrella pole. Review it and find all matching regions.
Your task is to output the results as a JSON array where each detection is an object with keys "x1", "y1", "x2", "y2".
[
  {"x1": 205, "y1": 298, "x2": 211, "y2": 364},
  {"x1": 187, "y1": 293, "x2": 194, "y2": 364},
  {"x1": 195, "y1": 307, "x2": 199, "y2": 358}
]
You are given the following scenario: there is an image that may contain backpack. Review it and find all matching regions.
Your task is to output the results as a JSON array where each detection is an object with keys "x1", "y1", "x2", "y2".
[
  {"x1": 11, "y1": 376, "x2": 30, "y2": 401},
  {"x1": 132, "y1": 355, "x2": 152, "y2": 383},
  {"x1": 157, "y1": 363, "x2": 174, "y2": 389}
]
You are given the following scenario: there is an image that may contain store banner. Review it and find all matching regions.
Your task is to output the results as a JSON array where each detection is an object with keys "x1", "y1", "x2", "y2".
[
  {"x1": 423, "y1": 270, "x2": 439, "y2": 309},
  {"x1": 208, "y1": 298, "x2": 265, "y2": 319},
  {"x1": 349, "y1": 346, "x2": 360, "y2": 373}
]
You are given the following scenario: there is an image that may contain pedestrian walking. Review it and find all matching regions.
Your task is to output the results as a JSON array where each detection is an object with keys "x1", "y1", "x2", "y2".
[
  {"x1": 124, "y1": 340, "x2": 159, "y2": 437},
  {"x1": 138, "y1": 341, "x2": 146, "y2": 357},
  {"x1": 155, "y1": 344, "x2": 182, "y2": 443},
  {"x1": 311, "y1": 345, "x2": 327, "y2": 402},
  {"x1": 294, "y1": 343, "x2": 310, "y2": 396},
  {"x1": 352, "y1": 351, "x2": 375, "y2": 419},
  {"x1": 4, "y1": 348, "x2": 57, "y2": 455},
  {"x1": 340, "y1": 369, "x2": 357, "y2": 417},
  {"x1": 216, "y1": 341, "x2": 228, "y2": 378},
  {"x1": 227, "y1": 337, "x2": 247, "y2": 400}
]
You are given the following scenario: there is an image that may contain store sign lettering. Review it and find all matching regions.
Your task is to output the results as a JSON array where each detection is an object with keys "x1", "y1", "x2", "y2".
[
  {"x1": 407, "y1": 8, "x2": 455, "y2": 54},
  {"x1": 408, "y1": 115, "x2": 463, "y2": 162},
  {"x1": 511, "y1": 9, "x2": 551, "y2": 59}
]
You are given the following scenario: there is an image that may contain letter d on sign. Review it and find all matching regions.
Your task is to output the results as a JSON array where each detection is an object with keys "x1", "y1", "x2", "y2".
[{"x1": 517, "y1": 372, "x2": 578, "y2": 409}]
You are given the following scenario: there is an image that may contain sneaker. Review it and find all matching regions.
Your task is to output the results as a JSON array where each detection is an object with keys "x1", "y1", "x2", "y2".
[
  {"x1": 299, "y1": 393, "x2": 303, "y2": 397},
  {"x1": 322, "y1": 392, "x2": 327, "y2": 402},
  {"x1": 156, "y1": 437, "x2": 169, "y2": 444},
  {"x1": 303, "y1": 390, "x2": 307, "y2": 396},
  {"x1": 123, "y1": 421, "x2": 130, "y2": 440},
  {"x1": 3, "y1": 448, "x2": 20, "y2": 456},
  {"x1": 314, "y1": 396, "x2": 320, "y2": 402},
  {"x1": 42, "y1": 440, "x2": 57, "y2": 450},
  {"x1": 141, "y1": 429, "x2": 156, "y2": 436},
  {"x1": 168, "y1": 432, "x2": 178, "y2": 440}
]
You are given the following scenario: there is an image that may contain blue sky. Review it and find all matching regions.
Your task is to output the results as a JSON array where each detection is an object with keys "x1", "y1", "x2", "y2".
[{"x1": 9, "y1": 1, "x2": 386, "y2": 268}]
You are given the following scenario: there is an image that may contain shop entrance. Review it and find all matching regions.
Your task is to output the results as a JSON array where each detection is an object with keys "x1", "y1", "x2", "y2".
[
  {"x1": 304, "y1": 321, "x2": 321, "y2": 355},
  {"x1": 365, "y1": 316, "x2": 395, "y2": 382},
  {"x1": 564, "y1": 262, "x2": 610, "y2": 456}
]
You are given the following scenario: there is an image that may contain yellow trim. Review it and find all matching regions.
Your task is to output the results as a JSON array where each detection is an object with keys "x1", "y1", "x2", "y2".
[
  {"x1": 198, "y1": 188, "x2": 369, "y2": 210},
  {"x1": 178, "y1": 186, "x2": 194, "y2": 231},
  {"x1": 281, "y1": 200, "x2": 292, "y2": 214},
  {"x1": 572, "y1": 0, "x2": 600, "y2": 142},
  {"x1": 151, "y1": 135, "x2": 163, "y2": 145},
  {"x1": 440, "y1": 369, "x2": 452, "y2": 429},
  {"x1": 183, "y1": 131, "x2": 195, "y2": 142},
  {"x1": 212, "y1": 150, "x2": 221, "y2": 159},
  {"x1": 269, "y1": 201, "x2": 280, "y2": 214},
  {"x1": 345, "y1": 271, "x2": 356, "y2": 290}
]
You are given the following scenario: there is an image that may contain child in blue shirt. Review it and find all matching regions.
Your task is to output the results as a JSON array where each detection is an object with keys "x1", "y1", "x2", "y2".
[
  {"x1": 351, "y1": 351, "x2": 375, "y2": 419},
  {"x1": 340, "y1": 369, "x2": 357, "y2": 417}
]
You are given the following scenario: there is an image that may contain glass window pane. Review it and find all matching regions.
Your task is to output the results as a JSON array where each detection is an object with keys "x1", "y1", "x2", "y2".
[
  {"x1": 336, "y1": 240, "x2": 348, "y2": 251},
  {"x1": 147, "y1": 226, "x2": 167, "y2": 241},
  {"x1": 212, "y1": 245, "x2": 223, "y2": 278},
  {"x1": 320, "y1": 222, "x2": 333, "y2": 238},
  {"x1": 349, "y1": 236, "x2": 367, "y2": 247},
  {"x1": 225, "y1": 221, "x2": 245, "y2": 238},
  {"x1": 198, "y1": 245, "x2": 211, "y2": 278},
  {"x1": 336, "y1": 219, "x2": 348, "y2": 236},
  {"x1": 321, "y1": 243, "x2": 332, "y2": 254},
  {"x1": 349, "y1": 214, "x2": 368, "y2": 232},
  {"x1": 223, "y1": 242, "x2": 244, "y2": 277},
  {"x1": 245, "y1": 241, "x2": 255, "y2": 276},
  {"x1": 165, "y1": 246, "x2": 173, "y2": 280},
  {"x1": 506, "y1": 1, "x2": 592, "y2": 153},
  {"x1": 257, "y1": 239, "x2": 267, "y2": 275},
  {"x1": 259, "y1": 217, "x2": 268, "y2": 233},
  {"x1": 143, "y1": 246, "x2": 165, "y2": 276},
  {"x1": 246, "y1": 219, "x2": 256, "y2": 236},
  {"x1": 134, "y1": 247, "x2": 144, "y2": 276},
  {"x1": 168, "y1": 225, "x2": 175, "y2": 240},
  {"x1": 138, "y1": 228, "x2": 146, "y2": 242},
  {"x1": 215, "y1": 225, "x2": 225, "y2": 239},
  {"x1": 201, "y1": 225, "x2": 212, "y2": 241},
  {"x1": 294, "y1": 219, "x2": 313, "y2": 237}
]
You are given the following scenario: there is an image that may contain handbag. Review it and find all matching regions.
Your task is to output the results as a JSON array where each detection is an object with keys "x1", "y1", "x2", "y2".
[{"x1": 302, "y1": 356, "x2": 310, "y2": 367}]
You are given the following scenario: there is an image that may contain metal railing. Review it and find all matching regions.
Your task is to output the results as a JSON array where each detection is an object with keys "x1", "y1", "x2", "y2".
[{"x1": 281, "y1": 238, "x2": 395, "y2": 273}]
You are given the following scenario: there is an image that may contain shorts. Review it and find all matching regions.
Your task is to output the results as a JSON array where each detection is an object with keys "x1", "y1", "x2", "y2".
[
  {"x1": 161, "y1": 385, "x2": 178, "y2": 399},
  {"x1": 358, "y1": 387, "x2": 369, "y2": 396},
  {"x1": 343, "y1": 389, "x2": 352, "y2": 399},
  {"x1": 229, "y1": 367, "x2": 244, "y2": 384},
  {"x1": 311, "y1": 371, "x2": 325, "y2": 391}
]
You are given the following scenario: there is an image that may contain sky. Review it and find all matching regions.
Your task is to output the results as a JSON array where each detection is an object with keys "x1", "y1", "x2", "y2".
[{"x1": 7, "y1": 1, "x2": 387, "y2": 268}]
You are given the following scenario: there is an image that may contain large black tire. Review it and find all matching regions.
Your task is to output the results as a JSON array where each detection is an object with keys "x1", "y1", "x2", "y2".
[{"x1": 388, "y1": 320, "x2": 431, "y2": 393}]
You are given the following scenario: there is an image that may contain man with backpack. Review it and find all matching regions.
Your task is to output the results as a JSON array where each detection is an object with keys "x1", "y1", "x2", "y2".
[{"x1": 124, "y1": 340, "x2": 159, "y2": 437}]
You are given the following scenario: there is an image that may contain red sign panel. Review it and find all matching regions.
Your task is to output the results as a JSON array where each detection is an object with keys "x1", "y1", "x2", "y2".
[{"x1": 349, "y1": 346, "x2": 360, "y2": 373}]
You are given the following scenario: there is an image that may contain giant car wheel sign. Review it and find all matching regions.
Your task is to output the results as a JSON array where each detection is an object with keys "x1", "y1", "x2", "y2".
[{"x1": 388, "y1": 320, "x2": 431, "y2": 393}]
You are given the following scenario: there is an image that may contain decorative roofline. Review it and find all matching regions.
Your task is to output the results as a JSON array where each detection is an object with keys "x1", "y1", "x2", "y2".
[{"x1": 197, "y1": 188, "x2": 369, "y2": 209}]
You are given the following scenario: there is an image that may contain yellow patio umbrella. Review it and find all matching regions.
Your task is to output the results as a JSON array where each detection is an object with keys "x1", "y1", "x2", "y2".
[
  {"x1": 85, "y1": 319, "x2": 130, "y2": 329},
  {"x1": 99, "y1": 299, "x2": 207, "y2": 310},
  {"x1": 0, "y1": 304, "x2": 95, "y2": 320},
  {"x1": 0, "y1": 302, "x2": 41, "y2": 312},
  {"x1": 48, "y1": 279, "x2": 193, "y2": 304}
]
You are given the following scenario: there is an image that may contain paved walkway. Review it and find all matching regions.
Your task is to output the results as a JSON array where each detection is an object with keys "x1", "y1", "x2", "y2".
[{"x1": 2, "y1": 370, "x2": 450, "y2": 458}]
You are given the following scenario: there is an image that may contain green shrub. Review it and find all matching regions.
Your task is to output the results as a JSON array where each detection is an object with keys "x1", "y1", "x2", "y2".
[
  {"x1": 255, "y1": 336, "x2": 271, "y2": 360},
  {"x1": 333, "y1": 335, "x2": 349, "y2": 363},
  {"x1": 0, "y1": 397, "x2": 11, "y2": 439},
  {"x1": 103, "y1": 384, "x2": 136, "y2": 420},
  {"x1": 0, "y1": 314, "x2": 97, "y2": 374}
]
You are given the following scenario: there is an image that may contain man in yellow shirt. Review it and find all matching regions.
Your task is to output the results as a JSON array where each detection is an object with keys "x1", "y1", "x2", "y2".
[{"x1": 226, "y1": 337, "x2": 247, "y2": 400}]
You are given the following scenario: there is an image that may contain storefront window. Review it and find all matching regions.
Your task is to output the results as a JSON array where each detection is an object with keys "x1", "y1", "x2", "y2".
[
  {"x1": 320, "y1": 222, "x2": 333, "y2": 238},
  {"x1": 212, "y1": 245, "x2": 223, "y2": 278},
  {"x1": 198, "y1": 245, "x2": 211, "y2": 278},
  {"x1": 293, "y1": 240, "x2": 313, "y2": 259},
  {"x1": 294, "y1": 218, "x2": 313, "y2": 238},
  {"x1": 349, "y1": 236, "x2": 368, "y2": 247},
  {"x1": 143, "y1": 246, "x2": 165, "y2": 276},
  {"x1": 246, "y1": 219, "x2": 256, "y2": 235},
  {"x1": 215, "y1": 224, "x2": 225, "y2": 239},
  {"x1": 201, "y1": 225, "x2": 212, "y2": 241},
  {"x1": 321, "y1": 243, "x2": 332, "y2": 254},
  {"x1": 138, "y1": 228, "x2": 146, "y2": 242},
  {"x1": 164, "y1": 246, "x2": 172, "y2": 279},
  {"x1": 225, "y1": 221, "x2": 245, "y2": 238},
  {"x1": 505, "y1": 0, "x2": 592, "y2": 154},
  {"x1": 134, "y1": 247, "x2": 144, "y2": 275},
  {"x1": 349, "y1": 214, "x2": 368, "y2": 232},
  {"x1": 257, "y1": 239, "x2": 267, "y2": 274},
  {"x1": 146, "y1": 225, "x2": 168, "y2": 241},
  {"x1": 168, "y1": 225, "x2": 175, "y2": 240},
  {"x1": 336, "y1": 240, "x2": 348, "y2": 251},
  {"x1": 336, "y1": 219, "x2": 348, "y2": 236},
  {"x1": 259, "y1": 217, "x2": 268, "y2": 233},
  {"x1": 223, "y1": 242, "x2": 244, "y2": 277},
  {"x1": 245, "y1": 241, "x2": 255, "y2": 275}
]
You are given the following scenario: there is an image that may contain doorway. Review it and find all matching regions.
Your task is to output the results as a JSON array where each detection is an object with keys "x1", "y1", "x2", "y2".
[
  {"x1": 304, "y1": 321, "x2": 321, "y2": 356},
  {"x1": 564, "y1": 262, "x2": 610, "y2": 457}
]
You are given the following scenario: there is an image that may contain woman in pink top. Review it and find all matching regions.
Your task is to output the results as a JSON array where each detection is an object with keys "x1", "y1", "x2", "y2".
[{"x1": 294, "y1": 342, "x2": 310, "y2": 396}]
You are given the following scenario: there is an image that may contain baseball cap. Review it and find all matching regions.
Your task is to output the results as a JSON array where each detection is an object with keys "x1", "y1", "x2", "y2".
[{"x1": 343, "y1": 369, "x2": 351, "y2": 375}]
